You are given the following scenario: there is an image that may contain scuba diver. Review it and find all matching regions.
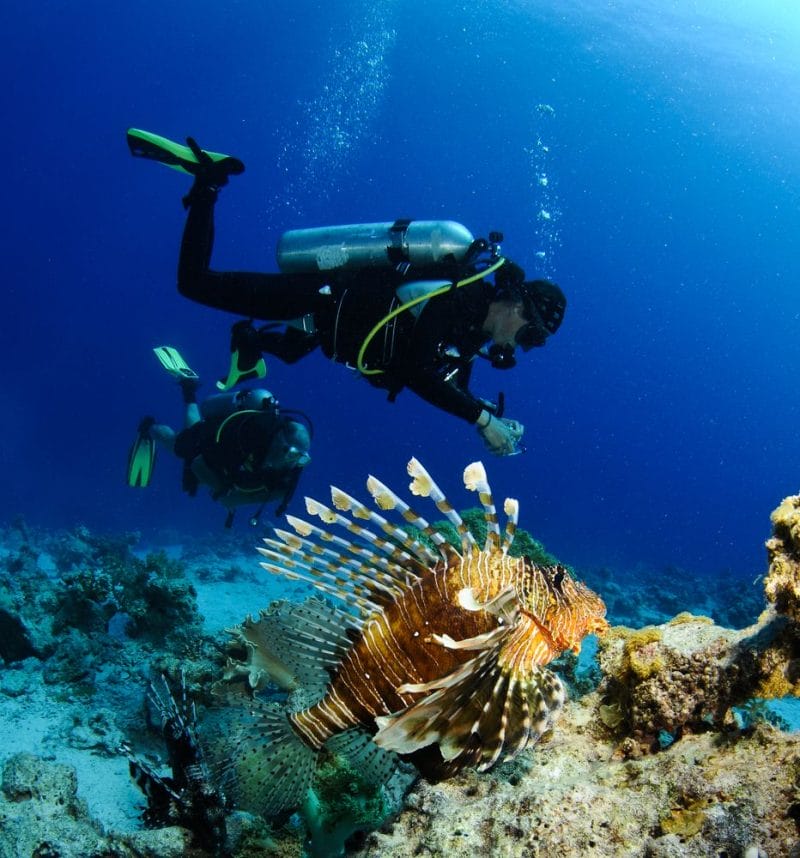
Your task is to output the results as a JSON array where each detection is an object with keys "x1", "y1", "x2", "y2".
[
  {"x1": 127, "y1": 346, "x2": 312, "y2": 527},
  {"x1": 126, "y1": 129, "x2": 567, "y2": 457}
]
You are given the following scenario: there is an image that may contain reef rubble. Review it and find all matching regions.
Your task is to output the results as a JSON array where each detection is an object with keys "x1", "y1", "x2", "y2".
[{"x1": 354, "y1": 697, "x2": 800, "y2": 857}]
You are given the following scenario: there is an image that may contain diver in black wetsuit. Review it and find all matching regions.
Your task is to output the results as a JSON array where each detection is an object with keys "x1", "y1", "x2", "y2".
[
  {"x1": 127, "y1": 347, "x2": 312, "y2": 527},
  {"x1": 128, "y1": 129, "x2": 567, "y2": 456}
]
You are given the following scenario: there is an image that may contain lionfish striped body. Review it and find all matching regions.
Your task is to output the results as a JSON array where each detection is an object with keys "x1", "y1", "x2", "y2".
[{"x1": 225, "y1": 459, "x2": 607, "y2": 816}]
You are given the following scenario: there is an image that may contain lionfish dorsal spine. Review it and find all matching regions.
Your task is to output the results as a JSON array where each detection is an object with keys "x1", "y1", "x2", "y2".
[
  {"x1": 408, "y1": 457, "x2": 477, "y2": 554},
  {"x1": 257, "y1": 540, "x2": 375, "y2": 618},
  {"x1": 256, "y1": 539, "x2": 395, "y2": 617},
  {"x1": 270, "y1": 528, "x2": 404, "y2": 601},
  {"x1": 462, "y1": 462, "x2": 501, "y2": 551},
  {"x1": 283, "y1": 514, "x2": 419, "y2": 587},
  {"x1": 366, "y1": 474, "x2": 460, "y2": 563},
  {"x1": 501, "y1": 498, "x2": 520, "y2": 553},
  {"x1": 300, "y1": 499, "x2": 429, "y2": 578},
  {"x1": 329, "y1": 485, "x2": 435, "y2": 570}
]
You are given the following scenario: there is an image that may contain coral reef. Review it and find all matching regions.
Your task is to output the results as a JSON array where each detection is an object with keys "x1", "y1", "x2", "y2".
[
  {"x1": 596, "y1": 610, "x2": 800, "y2": 749},
  {"x1": 0, "y1": 525, "x2": 204, "y2": 668},
  {"x1": 4, "y1": 490, "x2": 800, "y2": 857},
  {"x1": 591, "y1": 492, "x2": 800, "y2": 748}
]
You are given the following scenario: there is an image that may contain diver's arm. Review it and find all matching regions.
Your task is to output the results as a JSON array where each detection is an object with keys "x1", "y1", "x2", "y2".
[
  {"x1": 399, "y1": 284, "x2": 489, "y2": 422},
  {"x1": 275, "y1": 469, "x2": 302, "y2": 517},
  {"x1": 403, "y1": 370, "x2": 485, "y2": 423}
]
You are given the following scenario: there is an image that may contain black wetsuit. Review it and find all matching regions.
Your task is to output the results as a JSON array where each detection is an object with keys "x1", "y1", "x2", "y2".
[
  {"x1": 173, "y1": 409, "x2": 302, "y2": 517},
  {"x1": 178, "y1": 186, "x2": 495, "y2": 423}
]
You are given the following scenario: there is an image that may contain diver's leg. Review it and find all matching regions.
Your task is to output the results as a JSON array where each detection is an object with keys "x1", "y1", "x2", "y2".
[
  {"x1": 184, "y1": 404, "x2": 201, "y2": 428},
  {"x1": 191, "y1": 457, "x2": 227, "y2": 497},
  {"x1": 178, "y1": 185, "x2": 329, "y2": 319},
  {"x1": 150, "y1": 423, "x2": 177, "y2": 454},
  {"x1": 177, "y1": 377, "x2": 202, "y2": 427}
]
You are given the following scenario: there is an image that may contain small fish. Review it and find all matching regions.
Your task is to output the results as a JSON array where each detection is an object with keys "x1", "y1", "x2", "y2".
[{"x1": 221, "y1": 458, "x2": 608, "y2": 816}]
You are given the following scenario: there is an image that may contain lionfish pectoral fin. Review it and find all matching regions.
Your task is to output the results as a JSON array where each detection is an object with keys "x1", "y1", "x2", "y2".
[
  {"x1": 430, "y1": 627, "x2": 506, "y2": 652},
  {"x1": 394, "y1": 678, "x2": 441, "y2": 695},
  {"x1": 374, "y1": 645, "x2": 503, "y2": 760},
  {"x1": 324, "y1": 729, "x2": 398, "y2": 790},
  {"x1": 475, "y1": 666, "x2": 566, "y2": 771},
  {"x1": 393, "y1": 627, "x2": 507, "y2": 696},
  {"x1": 457, "y1": 585, "x2": 518, "y2": 621},
  {"x1": 206, "y1": 702, "x2": 317, "y2": 819},
  {"x1": 376, "y1": 649, "x2": 566, "y2": 772}
]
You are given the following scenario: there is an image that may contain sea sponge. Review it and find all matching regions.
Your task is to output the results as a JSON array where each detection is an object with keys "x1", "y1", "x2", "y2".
[{"x1": 623, "y1": 627, "x2": 665, "y2": 680}]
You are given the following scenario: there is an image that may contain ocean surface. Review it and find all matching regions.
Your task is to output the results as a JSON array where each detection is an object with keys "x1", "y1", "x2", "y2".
[{"x1": 4, "y1": 1, "x2": 800, "y2": 592}]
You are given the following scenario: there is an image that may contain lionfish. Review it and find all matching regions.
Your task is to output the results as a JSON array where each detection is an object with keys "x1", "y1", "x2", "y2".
[{"x1": 221, "y1": 458, "x2": 607, "y2": 816}]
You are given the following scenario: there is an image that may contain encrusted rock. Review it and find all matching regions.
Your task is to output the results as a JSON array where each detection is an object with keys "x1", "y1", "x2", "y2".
[
  {"x1": 595, "y1": 609, "x2": 800, "y2": 743},
  {"x1": 0, "y1": 753, "x2": 106, "y2": 857},
  {"x1": 765, "y1": 494, "x2": 800, "y2": 621}
]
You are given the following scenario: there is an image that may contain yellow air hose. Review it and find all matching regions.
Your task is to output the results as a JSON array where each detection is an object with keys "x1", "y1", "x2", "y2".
[{"x1": 356, "y1": 257, "x2": 507, "y2": 375}]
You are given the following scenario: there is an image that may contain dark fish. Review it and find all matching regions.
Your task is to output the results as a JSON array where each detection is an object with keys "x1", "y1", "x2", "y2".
[
  {"x1": 127, "y1": 675, "x2": 229, "y2": 854},
  {"x1": 220, "y1": 458, "x2": 608, "y2": 816}
]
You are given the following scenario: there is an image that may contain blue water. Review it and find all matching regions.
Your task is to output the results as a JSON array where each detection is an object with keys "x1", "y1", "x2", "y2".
[{"x1": 3, "y1": 0, "x2": 799, "y2": 583}]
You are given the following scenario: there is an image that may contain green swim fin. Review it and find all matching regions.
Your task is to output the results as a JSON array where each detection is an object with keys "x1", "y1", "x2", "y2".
[
  {"x1": 153, "y1": 345, "x2": 199, "y2": 380},
  {"x1": 216, "y1": 351, "x2": 267, "y2": 391},
  {"x1": 127, "y1": 417, "x2": 156, "y2": 488},
  {"x1": 216, "y1": 321, "x2": 267, "y2": 390},
  {"x1": 126, "y1": 128, "x2": 245, "y2": 177}
]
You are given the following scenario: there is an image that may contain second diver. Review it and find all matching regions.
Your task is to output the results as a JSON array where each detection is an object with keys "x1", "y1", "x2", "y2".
[{"x1": 128, "y1": 346, "x2": 312, "y2": 527}]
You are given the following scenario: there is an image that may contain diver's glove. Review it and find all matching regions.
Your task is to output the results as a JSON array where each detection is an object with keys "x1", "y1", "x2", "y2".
[{"x1": 476, "y1": 410, "x2": 524, "y2": 456}]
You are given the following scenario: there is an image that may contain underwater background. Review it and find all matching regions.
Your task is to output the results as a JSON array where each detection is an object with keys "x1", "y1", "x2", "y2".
[
  {"x1": 4, "y1": 0, "x2": 800, "y2": 583},
  {"x1": 4, "y1": 2, "x2": 800, "y2": 855}
]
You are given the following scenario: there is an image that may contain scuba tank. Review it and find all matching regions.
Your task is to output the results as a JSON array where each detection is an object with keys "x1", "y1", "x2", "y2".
[
  {"x1": 200, "y1": 388, "x2": 275, "y2": 420},
  {"x1": 276, "y1": 219, "x2": 475, "y2": 273}
]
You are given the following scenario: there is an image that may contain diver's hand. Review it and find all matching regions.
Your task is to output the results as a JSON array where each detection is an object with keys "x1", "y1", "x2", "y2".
[{"x1": 476, "y1": 411, "x2": 524, "y2": 456}]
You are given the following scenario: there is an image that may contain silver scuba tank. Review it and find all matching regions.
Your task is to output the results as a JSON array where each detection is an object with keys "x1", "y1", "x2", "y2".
[
  {"x1": 276, "y1": 219, "x2": 475, "y2": 273},
  {"x1": 200, "y1": 388, "x2": 275, "y2": 420}
]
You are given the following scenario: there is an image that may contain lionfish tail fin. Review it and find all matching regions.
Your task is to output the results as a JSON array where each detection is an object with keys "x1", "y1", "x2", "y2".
[
  {"x1": 214, "y1": 702, "x2": 317, "y2": 819},
  {"x1": 463, "y1": 461, "x2": 501, "y2": 551}
]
